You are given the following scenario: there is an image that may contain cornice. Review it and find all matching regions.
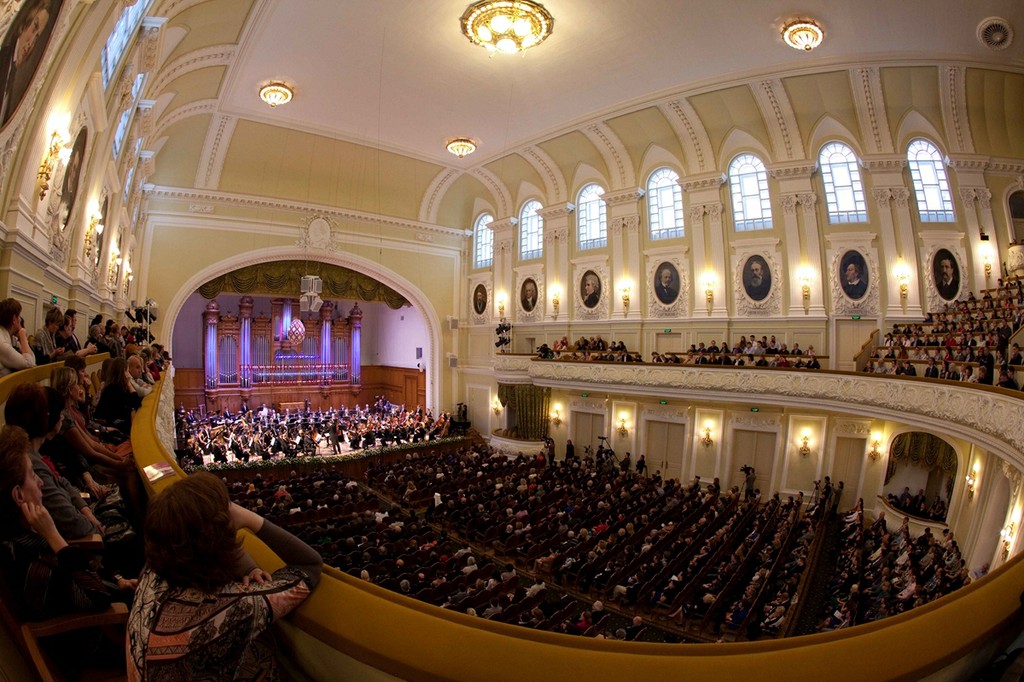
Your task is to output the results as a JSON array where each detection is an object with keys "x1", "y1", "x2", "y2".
[
  {"x1": 679, "y1": 172, "x2": 726, "y2": 192},
  {"x1": 601, "y1": 188, "x2": 645, "y2": 207},
  {"x1": 767, "y1": 161, "x2": 816, "y2": 179},
  {"x1": 862, "y1": 155, "x2": 907, "y2": 171},
  {"x1": 145, "y1": 186, "x2": 469, "y2": 238}
]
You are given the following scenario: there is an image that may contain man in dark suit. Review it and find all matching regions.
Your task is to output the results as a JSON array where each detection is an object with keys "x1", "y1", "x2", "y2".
[
  {"x1": 582, "y1": 273, "x2": 601, "y2": 308},
  {"x1": 923, "y1": 357, "x2": 940, "y2": 378},
  {"x1": 654, "y1": 266, "x2": 678, "y2": 304},
  {"x1": 843, "y1": 261, "x2": 868, "y2": 299},
  {"x1": 936, "y1": 256, "x2": 960, "y2": 300}
]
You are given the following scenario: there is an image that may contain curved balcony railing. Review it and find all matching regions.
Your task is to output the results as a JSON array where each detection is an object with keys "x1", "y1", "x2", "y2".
[{"x1": 131, "y1": 362, "x2": 1024, "y2": 682}]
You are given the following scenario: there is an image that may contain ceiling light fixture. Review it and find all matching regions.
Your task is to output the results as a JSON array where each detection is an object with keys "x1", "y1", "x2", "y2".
[
  {"x1": 446, "y1": 137, "x2": 478, "y2": 158},
  {"x1": 259, "y1": 82, "x2": 294, "y2": 107},
  {"x1": 460, "y1": 0, "x2": 554, "y2": 54},
  {"x1": 782, "y1": 19, "x2": 824, "y2": 52}
]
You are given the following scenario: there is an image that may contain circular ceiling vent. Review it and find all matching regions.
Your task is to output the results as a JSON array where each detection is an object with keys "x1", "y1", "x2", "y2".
[{"x1": 977, "y1": 17, "x2": 1013, "y2": 50}]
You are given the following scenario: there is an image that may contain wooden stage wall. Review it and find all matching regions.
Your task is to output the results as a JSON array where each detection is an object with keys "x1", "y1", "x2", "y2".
[{"x1": 173, "y1": 365, "x2": 427, "y2": 413}]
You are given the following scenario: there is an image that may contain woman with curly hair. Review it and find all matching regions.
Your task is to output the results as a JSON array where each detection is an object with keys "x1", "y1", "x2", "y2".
[{"x1": 128, "y1": 472, "x2": 322, "y2": 681}]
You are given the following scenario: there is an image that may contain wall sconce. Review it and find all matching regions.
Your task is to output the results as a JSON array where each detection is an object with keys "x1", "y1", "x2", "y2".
[
  {"x1": 798, "y1": 429, "x2": 812, "y2": 457},
  {"x1": 893, "y1": 262, "x2": 911, "y2": 301},
  {"x1": 1001, "y1": 521, "x2": 1016, "y2": 559},
  {"x1": 620, "y1": 286, "x2": 631, "y2": 316},
  {"x1": 965, "y1": 464, "x2": 979, "y2": 499},
  {"x1": 37, "y1": 119, "x2": 71, "y2": 201},
  {"x1": 84, "y1": 207, "x2": 104, "y2": 252},
  {"x1": 981, "y1": 241, "x2": 994, "y2": 282},
  {"x1": 617, "y1": 417, "x2": 628, "y2": 438},
  {"x1": 551, "y1": 407, "x2": 562, "y2": 427},
  {"x1": 702, "y1": 272, "x2": 716, "y2": 316},
  {"x1": 868, "y1": 433, "x2": 882, "y2": 461},
  {"x1": 497, "y1": 295, "x2": 506, "y2": 318},
  {"x1": 701, "y1": 425, "x2": 714, "y2": 448},
  {"x1": 551, "y1": 288, "x2": 560, "y2": 318},
  {"x1": 107, "y1": 245, "x2": 121, "y2": 286},
  {"x1": 492, "y1": 399, "x2": 502, "y2": 416},
  {"x1": 797, "y1": 266, "x2": 813, "y2": 313}
]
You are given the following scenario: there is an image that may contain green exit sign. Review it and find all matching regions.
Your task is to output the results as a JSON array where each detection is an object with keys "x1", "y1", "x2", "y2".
[
  {"x1": 750, "y1": 407, "x2": 759, "y2": 412},
  {"x1": 659, "y1": 400, "x2": 667, "y2": 405},
  {"x1": 852, "y1": 315, "x2": 861, "y2": 320},
  {"x1": 50, "y1": 295, "x2": 57, "y2": 304},
  {"x1": 581, "y1": 393, "x2": 588, "y2": 398},
  {"x1": 663, "y1": 328, "x2": 672, "y2": 333}
]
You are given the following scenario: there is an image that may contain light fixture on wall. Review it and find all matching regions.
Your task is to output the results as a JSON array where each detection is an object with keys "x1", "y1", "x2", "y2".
[
  {"x1": 617, "y1": 417, "x2": 628, "y2": 438},
  {"x1": 84, "y1": 204, "x2": 104, "y2": 252},
  {"x1": 868, "y1": 433, "x2": 882, "y2": 461},
  {"x1": 1001, "y1": 521, "x2": 1016, "y2": 559},
  {"x1": 965, "y1": 464, "x2": 979, "y2": 499},
  {"x1": 258, "y1": 82, "x2": 294, "y2": 107},
  {"x1": 799, "y1": 430, "x2": 812, "y2": 457},
  {"x1": 981, "y1": 237, "x2": 994, "y2": 282},
  {"x1": 702, "y1": 272, "x2": 716, "y2": 315},
  {"x1": 497, "y1": 295, "x2": 506, "y2": 318},
  {"x1": 782, "y1": 19, "x2": 824, "y2": 52},
  {"x1": 551, "y1": 407, "x2": 561, "y2": 427},
  {"x1": 492, "y1": 398, "x2": 502, "y2": 416},
  {"x1": 37, "y1": 116, "x2": 71, "y2": 201},
  {"x1": 798, "y1": 266, "x2": 813, "y2": 314},
  {"x1": 893, "y1": 261, "x2": 911, "y2": 301},
  {"x1": 460, "y1": 0, "x2": 554, "y2": 54},
  {"x1": 550, "y1": 288, "x2": 560, "y2": 318},
  {"x1": 620, "y1": 285, "x2": 631, "y2": 316},
  {"x1": 446, "y1": 137, "x2": 477, "y2": 158},
  {"x1": 701, "y1": 425, "x2": 713, "y2": 448}
]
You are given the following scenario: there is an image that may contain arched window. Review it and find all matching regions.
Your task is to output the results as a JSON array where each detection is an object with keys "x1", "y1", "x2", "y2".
[
  {"x1": 907, "y1": 139, "x2": 955, "y2": 222},
  {"x1": 728, "y1": 154, "x2": 773, "y2": 231},
  {"x1": 473, "y1": 213, "x2": 494, "y2": 268},
  {"x1": 519, "y1": 200, "x2": 544, "y2": 260},
  {"x1": 819, "y1": 142, "x2": 867, "y2": 223},
  {"x1": 646, "y1": 168, "x2": 684, "y2": 239},
  {"x1": 576, "y1": 184, "x2": 607, "y2": 249},
  {"x1": 102, "y1": 0, "x2": 152, "y2": 89}
]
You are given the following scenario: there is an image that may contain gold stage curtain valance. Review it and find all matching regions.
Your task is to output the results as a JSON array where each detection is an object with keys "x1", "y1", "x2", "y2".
[
  {"x1": 497, "y1": 383, "x2": 550, "y2": 441},
  {"x1": 885, "y1": 431, "x2": 959, "y2": 488},
  {"x1": 197, "y1": 261, "x2": 409, "y2": 309}
]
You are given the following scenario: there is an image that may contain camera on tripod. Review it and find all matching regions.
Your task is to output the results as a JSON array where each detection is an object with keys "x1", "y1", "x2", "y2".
[{"x1": 739, "y1": 464, "x2": 754, "y2": 475}]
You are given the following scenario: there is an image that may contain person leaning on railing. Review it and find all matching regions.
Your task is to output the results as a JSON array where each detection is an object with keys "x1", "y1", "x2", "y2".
[{"x1": 0, "y1": 298, "x2": 34, "y2": 377}]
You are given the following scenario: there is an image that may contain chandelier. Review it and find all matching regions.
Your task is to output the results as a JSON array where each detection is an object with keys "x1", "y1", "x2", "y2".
[
  {"x1": 782, "y1": 19, "x2": 824, "y2": 52},
  {"x1": 446, "y1": 137, "x2": 477, "y2": 158},
  {"x1": 259, "y1": 82, "x2": 294, "y2": 107},
  {"x1": 460, "y1": 0, "x2": 554, "y2": 54}
]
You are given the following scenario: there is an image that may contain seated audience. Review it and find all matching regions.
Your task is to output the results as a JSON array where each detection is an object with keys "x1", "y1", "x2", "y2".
[
  {"x1": 0, "y1": 298, "x2": 34, "y2": 376},
  {"x1": 129, "y1": 472, "x2": 323, "y2": 680}
]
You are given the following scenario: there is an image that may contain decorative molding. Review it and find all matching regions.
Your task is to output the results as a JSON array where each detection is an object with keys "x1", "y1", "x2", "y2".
[
  {"x1": 573, "y1": 261, "x2": 610, "y2": 321},
  {"x1": 939, "y1": 65, "x2": 975, "y2": 154},
  {"x1": 583, "y1": 122, "x2": 634, "y2": 188},
  {"x1": 661, "y1": 98, "x2": 713, "y2": 173},
  {"x1": 470, "y1": 167, "x2": 512, "y2": 218},
  {"x1": 146, "y1": 185, "x2": 469, "y2": 238},
  {"x1": 729, "y1": 413, "x2": 782, "y2": 429},
  {"x1": 862, "y1": 155, "x2": 907, "y2": 172},
  {"x1": 139, "y1": 18, "x2": 167, "y2": 72},
  {"x1": 646, "y1": 253, "x2": 689, "y2": 319},
  {"x1": 469, "y1": 278, "x2": 492, "y2": 325},
  {"x1": 851, "y1": 67, "x2": 893, "y2": 154},
  {"x1": 733, "y1": 244, "x2": 782, "y2": 316},
  {"x1": 919, "y1": 239, "x2": 967, "y2": 310},
  {"x1": 754, "y1": 79, "x2": 799, "y2": 161},
  {"x1": 687, "y1": 204, "x2": 707, "y2": 224},
  {"x1": 680, "y1": 172, "x2": 726, "y2": 192},
  {"x1": 188, "y1": 203, "x2": 214, "y2": 213},
  {"x1": 419, "y1": 168, "x2": 462, "y2": 225},
  {"x1": 833, "y1": 420, "x2": 872, "y2": 437},
  {"x1": 537, "y1": 202, "x2": 575, "y2": 221},
  {"x1": 195, "y1": 114, "x2": 237, "y2": 189},
  {"x1": 640, "y1": 405, "x2": 689, "y2": 423},
  {"x1": 601, "y1": 188, "x2": 645, "y2": 207},
  {"x1": 527, "y1": 363, "x2": 1024, "y2": 465},
  {"x1": 520, "y1": 145, "x2": 565, "y2": 202},
  {"x1": 149, "y1": 45, "x2": 237, "y2": 98},
  {"x1": 780, "y1": 194, "x2": 798, "y2": 215},
  {"x1": 152, "y1": 99, "x2": 218, "y2": 140},
  {"x1": 826, "y1": 234, "x2": 880, "y2": 316}
]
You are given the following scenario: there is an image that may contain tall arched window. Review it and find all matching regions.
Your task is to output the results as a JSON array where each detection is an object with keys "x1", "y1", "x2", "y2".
[
  {"x1": 576, "y1": 184, "x2": 607, "y2": 249},
  {"x1": 729, "y1": 154, "x2": 773, "y2": 231},
  {"x1": 646, "y1": 168, "x2": 684, "y2": 239},
  {"x1": 907, "y1": 139, "x2": 955, "y2": 222},
  {"x1": 819, "y1": 142, "x2": 867, "y2": 223},
  {"x1": 473, "y1": 213, "x2": 494, "y2": 268},
  {"x1": 519, "y1": 200, "x2": 544, "y2": 260}
]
